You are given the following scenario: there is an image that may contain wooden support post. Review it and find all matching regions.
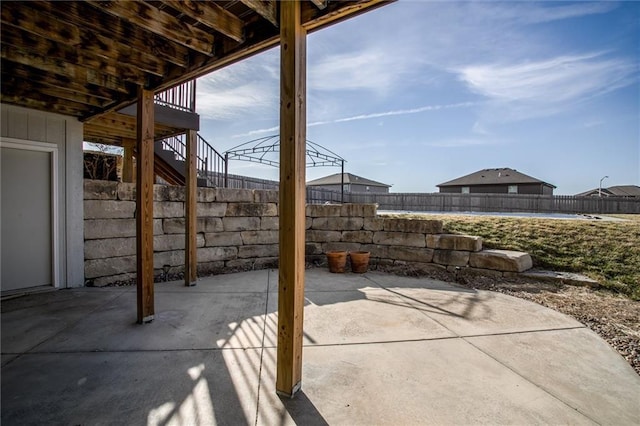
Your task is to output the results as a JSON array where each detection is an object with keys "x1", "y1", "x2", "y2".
[
  {"x1": 122, "y1": 138, "x2": 135, "y2": 183},
  {"x1": 136, "y1": 87, "x2": 155, "y2": 323},
  {"x1": 185, "y1": 130, "x2": 198, "y2": 286},
  {"x1": 277, "y1": 0, "x2": 306, "y2": 398}
]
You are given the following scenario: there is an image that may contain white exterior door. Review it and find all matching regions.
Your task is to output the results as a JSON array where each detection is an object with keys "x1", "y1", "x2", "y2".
[{"x1": 1, "y1": 143, "x2": 57, "y2": 291}]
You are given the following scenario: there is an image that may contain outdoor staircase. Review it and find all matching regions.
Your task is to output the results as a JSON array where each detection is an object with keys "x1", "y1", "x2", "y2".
[{"x1": 153, "y1": 133, "x2": 227, "y2": 188}]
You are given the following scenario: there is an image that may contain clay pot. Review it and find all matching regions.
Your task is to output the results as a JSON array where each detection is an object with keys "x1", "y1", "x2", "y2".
[
  {"x1": 326, "y1": 251, "x2": 348, "y2": 273},
  {"x1": 349, "y1": 251, "x2": 370, "y2": 274}
]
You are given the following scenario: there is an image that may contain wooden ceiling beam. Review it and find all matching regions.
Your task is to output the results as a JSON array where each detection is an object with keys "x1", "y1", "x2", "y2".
[
  {"x1": 28, "y1": 0, "x2": 189, "y2": 68},
  {"x1": 1, "y1": 24, "x2": 164, "y2": 90},
  {"x1": 157, "y1": 0, "x2": 245, "y2": 43},
  {"x1": 1, "y1": 92, "x2": 87, "y2": 118},
  {"x1": 1, "y1": 43, "x2": 145, "y2": 89},
  {"x1": 82, "y1": 134, "x2": 123, "y2": 146},
  {"x1": 88, "y1": 0, "x2": 215, "y2": 56},
  {"x1": 2, "y1": 4, "x2": 167, "y2": 77},
  {"x1": 86, "y1": 113, "x2": 176, "y2": 135},
  {"x1": 0, "y1": 2, "x2": 81, "y2": 46},
  {"x1": 153, "y1": 1, "x2": 392, "y2": 94},
  {"x1": 240, "y1": 0, "x2": 278, "y2": 27},
  {"x1": 78, "y1": 31, "x2": 167, "y2": 77},
  {"x1": 309, "y1": 0, "x2": 328, "y2": 10},
  {"x1": 1, "y1": 73, "x2": 112, "y2": 108},
  {"x1": 302, "y1": 0, "x2": 392, "y2": 32},
  {"x1": 156, "y1": 20, "x2": 280, "y2": 93},
  {"x1": 1, "y1": 60, "x2": 121, "y2": 102}
]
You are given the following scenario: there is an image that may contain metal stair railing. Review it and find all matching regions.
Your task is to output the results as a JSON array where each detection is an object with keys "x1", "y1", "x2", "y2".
[
  {"x1": 197, "y1": 134, "x2": 227, "y2": 188},
  {"x1": 156, "y1": 133, "x2": 227, "y2": 187},
  {"x1": 154, "y1": 80, "x2": 196, "y2": 113}
]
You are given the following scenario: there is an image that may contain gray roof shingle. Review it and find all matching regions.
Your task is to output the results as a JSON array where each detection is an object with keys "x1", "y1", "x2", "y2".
[
  {"x1": 437, "y1": 168, "x2": 555, "y2": 188},
  {"x1": 307, "y1": 173, "x2": 391, "y2": 187},
  {"x1": 576, "y1": 185, "x2": 640, "y2": 197}
]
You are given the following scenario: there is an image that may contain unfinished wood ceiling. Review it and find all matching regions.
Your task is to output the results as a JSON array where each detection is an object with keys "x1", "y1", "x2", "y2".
[{"x1": 1, "y1": 0, "x2": 391, "y2": 124}]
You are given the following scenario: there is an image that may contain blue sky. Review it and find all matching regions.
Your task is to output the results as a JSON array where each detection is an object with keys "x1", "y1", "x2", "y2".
[{"x1": 196, "y1": 0, "x2": 639, "y2": 195}]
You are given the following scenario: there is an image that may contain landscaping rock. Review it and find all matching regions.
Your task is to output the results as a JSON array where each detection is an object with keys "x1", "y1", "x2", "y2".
[
  {"x1": 84, "y1": 200, "x2": 135, "y2": 219},
  {"x1": 513, "y1": 270, "x2": 600, "y2": 288},
  {"x1": 153, "y1": 201, "x2": 183, "y2": 218},
  {"x1": 426, "y1": 234, "x2": 482, "y2": 252},
  {"x1": 226, "y1": 202, "x2": 277, "y2": 217},
  {"x1": 341, "y1": 230, "x2": 374, "y2": 244},
  {"x1": 373, "y1": 231, "x2": 425, "y2": 248},
  {"x1": 433, "y1": 250, "x2": 470, "y2": 267},
  {"x1": 222, "y1": 217, "x2": 260, "y2": 232},
  {"x1": 388, "y1": 246, "x2": 434, "y2": 263},
  {"x1": 84, "y1": 180, "x2": 117, "y2": 200},
  {"x1": 383, "y1": 218, "x2": 442, "y2": 234},
  {"x1": 469, "y1": 250, "x2": 533, "y2": 272},
  {"x1": 241, "y1": 230, "x2": 278, "y2": 245}
]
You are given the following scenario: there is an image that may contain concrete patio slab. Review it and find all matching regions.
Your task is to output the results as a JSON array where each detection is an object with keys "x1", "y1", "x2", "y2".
[
  {"x1": 271, "y1": 289, "x2": 456, "y2": 346},
  {"x1": 383, "y1": 286, "x2": 583, "y2": 335},
  {"x1": 2, "y1": 268, "x2": 639, "y2": 425},
  {"x1": 467, "y1": 328, "x2": 640, "y2": 425},
  {"x1": 1, "y1": 349, "x2": 262, "y2": 425},
  {"x1": 301, "y1": 270, "x2": 376, "y2": 292},
  {"x1": 363, "y1": 271, "x2": 473, "y2": 292},
  {"x1": 1, "y1": 289, "x2": 126, "y2": 354},
  {"x1": 147, "y1": 268, "x2": 271, "y2": 293},
  {"x1": 34, "y1": 288, "x2": 270, "y2": 352},
  {"x1": 257, "y1": 341, "x2": 597, "y2": 425}
]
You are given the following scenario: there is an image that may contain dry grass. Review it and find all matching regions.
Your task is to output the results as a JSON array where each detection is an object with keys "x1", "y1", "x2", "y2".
[{"x1": 396, "y1": 213, "x2": 640, "y2": 300}]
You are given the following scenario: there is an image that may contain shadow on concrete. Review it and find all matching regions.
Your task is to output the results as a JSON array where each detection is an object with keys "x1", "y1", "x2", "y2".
[
  {"x1": 279, "y1": 391, "x2": 330, "y2": 426},
  {"x1": 0, "y1": 268, "x2": 496, "y2": 424}
]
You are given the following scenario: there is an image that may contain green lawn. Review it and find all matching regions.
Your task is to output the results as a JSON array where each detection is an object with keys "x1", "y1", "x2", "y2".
[{"x1": 407, "y1": 213, "x2": 640, "y2": 300}]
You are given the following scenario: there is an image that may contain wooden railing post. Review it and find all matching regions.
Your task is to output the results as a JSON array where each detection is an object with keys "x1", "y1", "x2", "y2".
[
  {"x1": 136, "y1": 87, "x2": 155, "y2": 323},
  {"x1": 277, "y1": 0, "x2": 306, "y2": 398},
  {"x1": 185, "y1": 130, "x2": 198, "y2": 287}
]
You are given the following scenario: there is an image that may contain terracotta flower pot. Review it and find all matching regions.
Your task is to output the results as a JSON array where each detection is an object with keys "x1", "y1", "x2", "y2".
[
  {"x1": 350, "y1": 251, "x2": 370, "y2": 274},
  {"x1": 326, "y1": 251, "x2": 348, "y2": 273}
]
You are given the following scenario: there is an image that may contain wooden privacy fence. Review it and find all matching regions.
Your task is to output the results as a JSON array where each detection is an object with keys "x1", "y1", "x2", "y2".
[
  {"x1": 206, "y1": 178, "x2": 638, "y2": 214},
  {"x1": 306, "y1": 188, "x2": 640, "y2": 214}
]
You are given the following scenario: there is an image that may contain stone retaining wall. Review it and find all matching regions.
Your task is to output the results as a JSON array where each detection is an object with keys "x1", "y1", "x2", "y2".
[{"x1": 83, "y1": 180, "x2": 532, "y2": 286}]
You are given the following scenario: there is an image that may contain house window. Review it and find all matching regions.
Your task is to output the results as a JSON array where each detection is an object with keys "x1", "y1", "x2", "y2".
[
  {"x1": 508, "y1": 185, "x2": 518, "y2": 194},
  {"x1": 461, "y1": 186, "x2": 470, "y2": 194},
  {"x1": 366, "y1": 186, "x2": 370, "y2": 191},
  {"x1": 343, "y1": 184, "x2": 349, "y2": 192}
]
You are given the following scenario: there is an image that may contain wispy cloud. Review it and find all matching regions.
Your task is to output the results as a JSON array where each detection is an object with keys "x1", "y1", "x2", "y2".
[
  {"x1": 309, "y1": 49, "x2": 407, "y2": 95},
  {"x1": 232, "y1": 102, "x2": 476, "y2": 138},
  {"x1": 454, "y1": 52, "x2": 636, "y2": 122},
  {"x1": 309, "y1": 102, "x2": 476, "y2": 126},
  {"x1": 196, "y1": 52, "x2": 278, "y2": 120},
  {"x1": 487, "y1": 2, "x2": 619, "y2": 25},
  {"x1": 457, "y1": 52, "x2": 635, "y2": 104},
  {"x1": 425, "y1": 138, "x2": 499, "y2": 148}
]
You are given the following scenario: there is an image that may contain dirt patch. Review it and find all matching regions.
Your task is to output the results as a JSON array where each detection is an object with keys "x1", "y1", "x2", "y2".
[{"x1": 455, "y1": 275, "x2": 640, "y2": 376}]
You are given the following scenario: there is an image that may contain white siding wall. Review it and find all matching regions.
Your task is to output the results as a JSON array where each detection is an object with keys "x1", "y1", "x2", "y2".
[{"x1": 1, "y1": 104, "x2": 85, "y2": 288}]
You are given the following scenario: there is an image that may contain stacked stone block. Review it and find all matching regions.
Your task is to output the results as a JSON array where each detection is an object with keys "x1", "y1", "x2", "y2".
[
  {"x1": 84, "y1": 180, "x2": 533, "y2": 286},
  {"x1": 84, "y1": 180, "x2": 280, "y2": 286}
]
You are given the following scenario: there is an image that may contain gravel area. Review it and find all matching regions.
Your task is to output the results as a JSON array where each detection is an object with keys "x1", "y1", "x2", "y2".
[{"x1": 456, "y1": 276, "x2": 640, "y2": 376}]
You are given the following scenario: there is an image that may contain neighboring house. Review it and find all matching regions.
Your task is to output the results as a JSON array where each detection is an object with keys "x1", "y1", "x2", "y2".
[
  {"x1": 575, "y1": 185, "x2": 640, "y2": 198},
  {"x1": 437, "y1": 168, "x2": 556, "y2": 195},
  {"x1": 307, "y1": 173, "x2": 391, "y2": 193}
]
